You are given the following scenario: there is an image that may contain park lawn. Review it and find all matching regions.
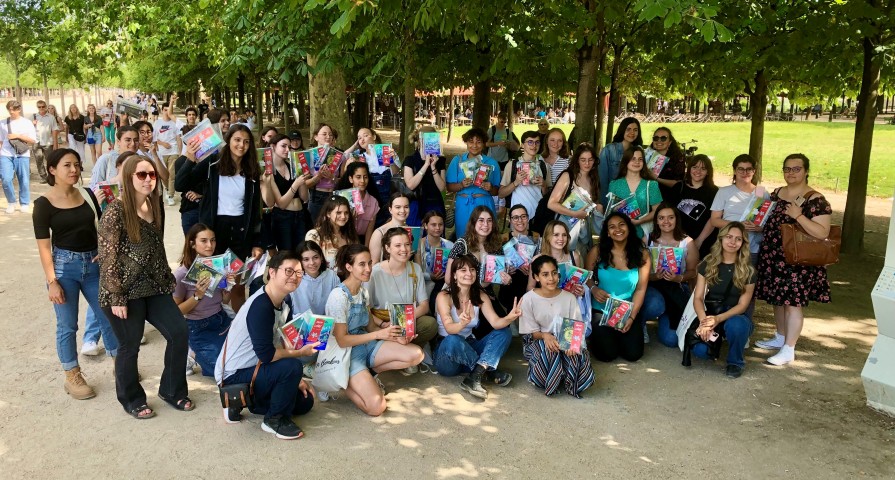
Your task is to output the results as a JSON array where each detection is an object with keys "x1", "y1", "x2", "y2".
[{"x1": 445, "y1": 122, "x2": 895, "y2": 196}]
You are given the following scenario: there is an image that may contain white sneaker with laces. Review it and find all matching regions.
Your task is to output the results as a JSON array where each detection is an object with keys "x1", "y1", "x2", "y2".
[
  {"x1": 767, "y1": 345, "x2": 795, "y2": 366},
  {"x1": 81, "y1": 341, "x2": 101, "y2": 356},
  {"x1": 20, "y1": 205, "x2": 30, "y2": 213},
  {"x1": 5, "y1": 204, "x2": 15, "y2": 214},
  {"x1": 185, "y1": 356, "x2": 197, "y2": 376},
  {"x1": 755, "y1": 333, "x2": 785, "y2": 350}
]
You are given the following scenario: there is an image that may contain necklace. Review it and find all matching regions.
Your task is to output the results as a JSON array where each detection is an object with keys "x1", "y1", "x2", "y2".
[{"x1": 386, "y1": 261, "x2": 409, "y2": 303}]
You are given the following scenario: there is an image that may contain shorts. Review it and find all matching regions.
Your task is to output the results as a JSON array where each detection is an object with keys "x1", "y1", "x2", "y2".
[
  {"x1": 87, "y1": 130, "x2": 102, "y2": 145},
  {"x1": 349, "y1": 339, "x2": 384, "y2": 377}
]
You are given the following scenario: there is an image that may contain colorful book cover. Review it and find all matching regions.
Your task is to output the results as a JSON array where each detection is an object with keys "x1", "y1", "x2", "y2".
[
  {"x1": 552, "y1": 316, "x2": 586, "y2": 354},
  {"x1": 607, "y1": 192, "x2": 642, "y2": 221},
  {"x1": 321, "y1": 146, "x2": 345, "y2": 176},
  {"x1": 431, "y1": 247, "x2": 449, "y2": 275},
  {"x1": 183, "y1": 258, "x2": 225, "y2": 297},
  {"x1": 372, "y1": 144, "x2": 393, "y2": 166},
  {"x1": 473, "y1": 164, "x2": 492, "y2": 188},
  {"x1": 96, "y1": 182, "x2": 119, "y2": 212},
  {"x1": 289, "y1": 150, "x2": 312, "y2": 176},
  {"x1": 257, "y1": 147, "x2": 273, "y2": 175},
  {"x1": 181, "y1": 118, "x2": 224, "y2": 161},
  {"x1": 310, "y1": 146, "x2": 328, "y2": 172},
  {"x1": 649, "y1": 247, "x2": 685, "y2": 274},
  {"x1": 479, "y1": 255, "x2": 507, "y2": 284},
  {"x1": 600, "y1": 296, "x2": 634, "y2": 331},
  {"x1": 281, "y1": 310, "x2": 335, "y2": 351},
  {"x1": 516, "y1": 161, "x2": 542, "y2": 186},
  {"x1": 421, "y1": 132, "x2": 441, "y2": 156},
  {"x1": 558, "y1": 263, "x2": 592, "y2": 292},
  {"x1": 403, "y1": 226, "x2": 422, "y2": 252},
  {"x1": 502, "y1": 236, "x2": 536, "y2": 269},
  {"x1": 388, "y1": 303, "x2": 415, "y2": 338},
  {"x1": 232, "y1": 256, "x2": 258, "y2": 285},
  {"x1": 334, "y1": 188, "x2": 366, "y2": 215},
  {"x1": 559, "y1": 186, "x2": 597, "y2": 227},
  {"x1": 740, "y1": 195, "x2": 776, "y2": 227},
  {"x1": 459, "y1": 158, "x2": 479, "y2": 179},
  {"x1": 645, "y1": 148, "x2": 669, "y2": 177}
]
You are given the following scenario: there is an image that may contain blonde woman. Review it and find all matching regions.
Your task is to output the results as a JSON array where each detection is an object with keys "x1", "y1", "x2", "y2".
[{"x1": 63, "y1": 104, "x2": 86, "y2": 163}]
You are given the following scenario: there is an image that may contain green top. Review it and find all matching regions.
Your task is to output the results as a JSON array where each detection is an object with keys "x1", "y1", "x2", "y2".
[{"x1": 608, "y1": 178, "x2": 662, "y2": 238}]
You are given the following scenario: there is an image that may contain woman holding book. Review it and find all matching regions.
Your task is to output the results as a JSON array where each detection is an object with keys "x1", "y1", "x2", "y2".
[
  {"x1": 34, "y1": 149, "x2": 119, "y2": 401},
  {"x1": 541, "y1": 128, "x2": 570, "y2": 185},
  {"x1": 646, "y1": 203, "x2": 699, "y2": 348},
  {"x1": 367, "y1": 227, "x2": 439, "y2": 372},
  {"x1": 709, "y1": 154, "x2": 769, "y2": 266},
  {"x1": 607, "y1": 146, "x2": 663, "y2": 240},
  {"x1": 584, "y1": 212, "x2": 662, "y2": 362},
  {"x1": 304, "y1": 123, "x2": 340, "y2": 222},
  {"x1": 344, "y1": 127, "x2": 399, "y2": 226},
  {"x1": 667, "y1": 154, "x2": 718, "y2": 259},
  {"x1": 368, "y1": 192, "x2": 411, "y2": 264},
  {"x1": 547, "y1": 143, "x2": 604, "y2": 251},
  {"x1": 99, "y1": 155, "x2": 192, "y2": 419},
  {"x1": 497, "y1": 204, "x2": 538, "y2": 314},
  {"x1": 176, "y1": 124, "x2": 263, "y2": 312},
  {"x1": 327, "y1": 244, "x2": 424, "y2": 416},
  {"x1": 290, "y1": 240, "x2": 340, "y2": 315},
  {"x1": 420, "y1": 210, "x2": 454, "y2": 312},
  {"x1": 172, "y1": 223, "x2": 234, "y2": 377},
  {"x1": 598, "y1": 118, "x2": 643, "y2": 206},
  {"x1": 446, "y1": 127, "x2": 502, "y2": 238},
  {"x1": 646, "y1": 127, "x2": 686, "y2": 200},
  {"x1": 403, "y1": 126, "x2": 447, "y2": 226},
  {"x1": 520, "y1": 256, "x2": 595, "y2": 398},
  {"x1": 305, "y1": 195, "x2": 358, "y2": 267},
  {"x1": 689, "y1": 222, "x2": 756, "y2": 378},
  {"x1": 336, "y1": 161, "x2": 380, "y2": 243},
  {"x1": 754, "y1": 154, "x2": 831, "y2": 366},
  {"x1": 498, "y1": 131, "x2": 548, "y2": 223},
  {"x1": 262, "y1": 133, "x2": 310, "y2": 252},
  {"x1": 434, "y1": 255, "x2": 520, "y2": 399}
]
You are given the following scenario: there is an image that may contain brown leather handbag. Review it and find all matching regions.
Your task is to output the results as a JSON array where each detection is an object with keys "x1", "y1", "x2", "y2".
[{"x1": 780, "y1": 190, "x2": 841, "y2": 266}]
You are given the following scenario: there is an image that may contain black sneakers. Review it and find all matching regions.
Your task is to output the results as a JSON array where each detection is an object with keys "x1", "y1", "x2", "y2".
[
  {"x1": 725, "y1": 364, "x2": 744, "y2": 379},
  {"x1": 261, "y1": 415, "x2": 304, "y2": 440},
  {"x1": 460, "y1": 366, "x2": 488, "y2": 399},
  {"x1": 486, "y1": 369, "x2": 513, "y2": 386}
]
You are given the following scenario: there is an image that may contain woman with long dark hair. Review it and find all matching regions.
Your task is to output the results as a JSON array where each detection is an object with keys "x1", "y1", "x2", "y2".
[
  {"x1": 262, "y1": 133, "x2": 309, "y2": 252},
  {"x1": 598, "y1": 118, "x2": 643, "y2": 206},
  {"x1": 667, "y1": 154, "x2": 718, "y2": 258},
  {"x1": 305, "y1": 195, "x2": 358, "y2": 266},
  {"x1": 548, "y1": 143, "x2": 604, "y2": 251},
  {"x1": 607, "y1": 146, "x2": 662, "y2": 240}
]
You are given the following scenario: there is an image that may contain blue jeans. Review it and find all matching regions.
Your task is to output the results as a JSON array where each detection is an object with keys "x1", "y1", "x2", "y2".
[
  {"x1": 52, "y1": 248, "x2": 119, "y2": 370},
  {"x1": 434, "y1": 328, "x2": 512, "y2": 377},
  {"x1": 657, "y1": 315, "x2": 680, "y2": 348},
  {"x1": 225, "y1": 357, "x2": 313, "y2": 419},
  {"x1": 692, "y1": 314, "x2": 753, "y2": 368},
  {"x1": 180, "y1": 208, "x2": 201, "y2": 235},
  {"x1": 1, "y1": 155, "x2": 30, "y2": 205},
  {"x1": 81, "y1": 306, "x2": 103, "y2": 345},
  {"x1": 187, "y1": 310, "x2": 231, "y2": 376},
  {"x1": 640, "y1": 286, "x2": 666, "y2": 330}
]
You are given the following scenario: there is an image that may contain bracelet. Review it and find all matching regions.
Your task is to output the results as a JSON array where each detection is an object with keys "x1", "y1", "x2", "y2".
[
  {"x1": 47, "y1": 278, "x2": 58, "y2": 285},
  {"x1": 795, "y1": 214, "x2": 804, "y2": 221}
]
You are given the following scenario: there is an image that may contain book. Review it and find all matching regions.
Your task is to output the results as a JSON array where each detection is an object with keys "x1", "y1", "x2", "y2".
[
  {"x1": 552, "y1": 316, "x2": 586, "y2": 354},
  {"x1": 310, "y1": 146, "x2": 328, "y2": 172},
  {"x1": 320, "y1": 146, "x2": 345, "y2": 176},
  {"x1": 645, "y1": 147, "x2": 669, "y2": 177},
  {"x1": 502, "y1": 236, "x2": 537, "y2": 269},
  {"x1": 114, "y1": 98, "x2": 144, "y2": 119},
  {"x1": 95, "y1": 182, "x2": 119, "y2": 212},
  {"x1": 388, "y1": 303, "x2": 416, "y2": 338},
  {"x1": 182, "y1": 118, "x2": 225, "y2": 161},
  {"x1": 558, "y1": 263, "x2": 592, "y2": 292},
  {"x1": 459, "y1": 158, "x2": 480, "y2": 179},
  {"x1": 421, "y1": 132, "x2": 441, "y2": 156},
  {"x1": 334, "y1": 188, "x2": 365, "y2": 215},
  {"x1": 740, "y1": 195, "x2": 776, "y2": 227},
  {"x1": 183, "y1": 257, "x2": 225, "y2": 297},
  {"x1": 649, "y1": 246, "x2": 685, "y2": 274},
  {"x1": 473, "y1": 164, "x2": 493, "y2": 188},
  {"x1": 430, "y1": 247, "x2": 449, "y2": 275},
  {"x1": 607, "y1": 192, "x2": 642, "y2": 221},
  {"x1": 516, "y1": 161, "x2": 542, "y2": 186},
  {"x1": 600, "y1": 296, "x2": 634, "y2": 331},
  {"x1": 479, "y1": 254, "x2": 507, "y2": 284},
  {"x1": 289, "y1": 150, "x2": 312, "y2": 176},
  {"x1": 403, "y1": 226, "x2": 422, "y2": 252},
  {"x1": 281, "y1": 310, "x2": 335, "y2": 351},
  {"x1": 372, "y1": 144, "x2": 393, "y2": 166},
  {"x1": 257, "y1": 147, "x2": 273, "y2": 175},
  {"x1": 559, "y1": 186, "x2": 597, "y2": 227},
  {"x1": 232, "y1": 256, "x2": 258, "y2": 285}
]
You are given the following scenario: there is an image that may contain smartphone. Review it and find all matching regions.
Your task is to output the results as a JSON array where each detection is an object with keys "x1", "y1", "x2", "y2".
[{"x1": 709, "y1": 332, "x2": 720, "y2": 342}]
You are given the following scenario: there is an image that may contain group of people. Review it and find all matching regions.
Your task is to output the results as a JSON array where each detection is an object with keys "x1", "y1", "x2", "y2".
[{"x1": 26, "y1": 100, "x2": 833, "y2": 440}]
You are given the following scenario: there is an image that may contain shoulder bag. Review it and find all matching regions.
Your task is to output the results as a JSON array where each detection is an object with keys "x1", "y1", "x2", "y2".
[
  {"x1": 218, "y1": 335, "x2": 261, "y2": 409},
  {"x1": 780, "y1": 189, "x2": 841, "y2": 266},
  {"x1": 6, "y1": 119, "x2": 30, "y2": 155}
]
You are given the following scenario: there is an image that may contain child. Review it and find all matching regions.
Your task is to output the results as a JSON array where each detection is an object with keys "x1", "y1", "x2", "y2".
[{"x1": 305, "y1": 195, "x2": 358, "y2": 267}]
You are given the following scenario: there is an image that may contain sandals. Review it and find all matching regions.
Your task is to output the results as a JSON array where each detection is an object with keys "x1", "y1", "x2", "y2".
[
  {"x1": 160, "y1": 395, "x2": 196, "y2": 411},
  {"x1": 128, "y1": 405, "x2": 156, "y2": 420}
]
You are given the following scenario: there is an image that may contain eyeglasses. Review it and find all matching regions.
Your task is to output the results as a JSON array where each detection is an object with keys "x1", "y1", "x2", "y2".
[
  {"x1": 133, "y1": 171, "x2": 157, "y2": 181},
  {"x1": 525, "y1": 140, "x2": 540, "y2": 146},
  {"x1": 138, "y1": 129, "x2": 152, "y2": 135},
  {"x1": 279, "y1": 267, "x2": 302, "y2": 278},
  {"x1": 510, "y1": 214, "x2": 529, "y2": 221},
  {"x1": 721, "y1": 234, "x2": 744, "y2": 243},
  {"x1": 782, "y1": 166, "x2": 803, "y2": 173},
  {"x1": 652, "y1": 135, "x2": 669, "y2": 142},
  {"x1": 736, "y1": 167, "x2": 755, "y2": 173}
]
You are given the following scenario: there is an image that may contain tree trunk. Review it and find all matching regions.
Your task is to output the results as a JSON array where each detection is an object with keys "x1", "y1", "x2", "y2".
[
  {"x1": 297, "y1": 90, "x2": 306, "y2": 127},
  {"x1": 605, "y1": 44, "x2": 624, "y2": 145},
  {"x1": 42, "y1": 74, "x2": 49, "y2": 102},
  {"x1": 472, "y1": 78, "x2": 492, "y2": 131},
  {"x1": 60, "y1": 85, "x2": 66, "y2": 114},
  {"x1": 283, "y1": 85, "x2": 290, "y2": 133},
  {"x1": 506, "y1": 92, "x2": 515, "y2": 132},
  {"x1": 745, "y1": 69, "x2": 768, "y2": 183},
  {"x1": 842, "y1": 34, "x2": 882, "y2": 253},
  {"x1": 401, "y1": 70, "x2": 415, "y2": 158},
  {"x1": 352, "y1": 91, "x2": 372, "y2": 135},
  {"x1": 307, "y1": 55, "x2": 351, "y2": 149},
  {"x1": 237, "y1": 74, "x2": 246, "y2": 112},
  {"x1": 254, "y1": 75, "x2": 264, "y2": 133},
  {"x1": 265, "y1": 88, "x2": 272, "y2": 122},
  {"x1": 573, "y1": 32, "x2": 598, "y2": 151},
  {"x1": 447, "y1": 86, "x2": 456, "y2": 142}
]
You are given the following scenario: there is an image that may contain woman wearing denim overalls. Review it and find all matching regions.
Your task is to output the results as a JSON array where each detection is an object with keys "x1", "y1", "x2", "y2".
[
  {"x1": 326, "y1": 244, "x2": 423, "y2": 416},
  {"x1": 445, "y1": 128, "x2": 501, "y2": 239},
  {"x1": 33, "y1": 149, "x2": 119, "y2": 400}
]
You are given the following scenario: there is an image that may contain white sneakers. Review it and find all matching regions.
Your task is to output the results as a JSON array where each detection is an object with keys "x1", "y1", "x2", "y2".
[
  {"x1": 755, "y1": 332, "x2": 785, "y2": 350},
  {"x1": 166, "y1": 196, "x2": 175, "y2": 206},
  {"x1": 81, "y1": 341, "x2": 102, "y2": 356},
  {"x1": 5, "y1": 204, "x2": 15, "y2": 214},
  {"x1": 767, "y1": 345, "x2": 796, "y2": 366},
  {"x1": 186, "y1": 356, "x2": 197, "y2": 376},
  {"x1": 20, "y1": 205, "x2": 29, "y2": 213}
]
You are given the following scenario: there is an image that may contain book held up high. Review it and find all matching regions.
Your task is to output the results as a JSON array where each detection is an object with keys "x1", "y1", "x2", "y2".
[
  {"x1": 372, "y1": 144, "x2": 393, "y2": 167},
  {"x1": 182, "y1": 118, "x2": 225, "y2": 161},
  {"x1": 421, "y1": 132, "x2": 441, "y2": 156},
  {"x1": 644, "y1": 147, "x2": 670, "y2": 177},
  {"x1": 334, "y1": 188, "x2": 365, "y2": 215},
  {"x1": 607, "y1": 192, "x2": 642, "y2": 221},
  {"x1": 257, "y1": 147, "x2": 273, "y2": 175}
]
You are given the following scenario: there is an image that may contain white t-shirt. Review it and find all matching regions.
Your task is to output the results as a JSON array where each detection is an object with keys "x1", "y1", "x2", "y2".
[
  {"x1": 519, "y1": 290, "x2": 581, "y2": 335},
  {"x1": 32, "y1": 113, "x2": 59, "y2": 146},
  {"x1": 153, "y1": 118, "x2": 182, "y2": 156},
  {"x1": 710, "y1": 184, "x2": 769, "y2": 254},
  {"x1": 100, "y1": 107, "x2": 114, "y2": 125},
  {"x1": 217, "y1": 175, "x2": 246, "y2": 216},
  {"x1": 1, "y1": 116, "x2": 37, "y2": 157},
  {"x1": 500, "y1": 159, "x2": 543, "y2": 222}
]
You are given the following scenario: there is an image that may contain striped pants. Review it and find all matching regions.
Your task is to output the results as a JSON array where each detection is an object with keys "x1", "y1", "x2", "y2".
[{"x1": 523, "y1": 335, "x2": 595, "y2": 398}]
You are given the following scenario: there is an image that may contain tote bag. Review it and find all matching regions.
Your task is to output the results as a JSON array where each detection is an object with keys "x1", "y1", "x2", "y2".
[{"x1": 312, "y1": 323, "x2": 351, "y2": 392}]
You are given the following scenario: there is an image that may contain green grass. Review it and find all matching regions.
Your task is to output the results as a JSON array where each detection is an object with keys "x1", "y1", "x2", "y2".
[{"x1": 444, "y1": 122, "x2": 895, "y2": 196}]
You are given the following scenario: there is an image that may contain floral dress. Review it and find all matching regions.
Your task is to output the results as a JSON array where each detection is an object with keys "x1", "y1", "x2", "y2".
[{"x1": 755, "y1": 190, "x2": 832, "y2": 306}]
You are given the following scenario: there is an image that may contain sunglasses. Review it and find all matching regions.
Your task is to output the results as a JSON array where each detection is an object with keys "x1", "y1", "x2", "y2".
[
  {"x1": 652, "y1": 135, "x2": 669, "y2": 142},
  {"x1": 134, "y1": 171, "x2": 157, "y2": 181}
]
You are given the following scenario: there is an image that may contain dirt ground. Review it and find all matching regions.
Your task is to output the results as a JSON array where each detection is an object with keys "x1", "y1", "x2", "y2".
[{"x1": 1, "y1": 157, "x2": 893, "y2": 479}]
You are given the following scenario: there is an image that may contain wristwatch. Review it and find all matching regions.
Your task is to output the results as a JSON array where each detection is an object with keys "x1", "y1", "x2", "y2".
[{"x1": 192, "y1": 294, "x2": 201, "y2": 302}]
